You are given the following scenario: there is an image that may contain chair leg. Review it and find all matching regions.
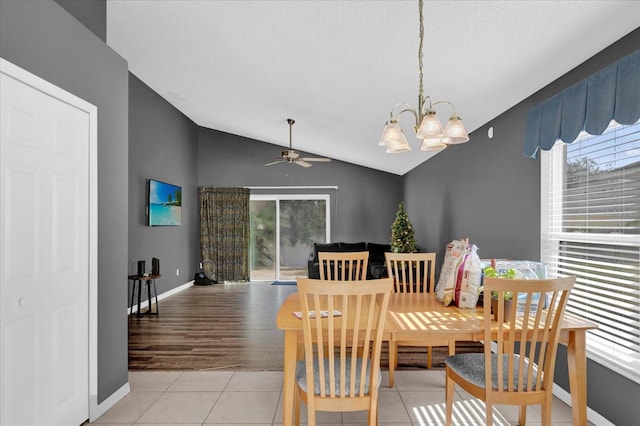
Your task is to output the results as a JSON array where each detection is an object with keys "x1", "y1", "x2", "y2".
[
  {"x1": 519, "y1": 405, "x2": 527, "y2": 425},
  {"x1": 427, "y1": 346, "x2": 432, "y2": 369},
  {"x1": 368, "y1": 399, "x2": 378, "y2": 426},
  {"x1": 293, "y1": 388, "x2": 301, "y2": 426},
  {"x1": 445, "y1": 370, "x2": 454, "y2": 426},
  {"x1": 485, "y1": 401, "x2": 493, "y2": 426},
  {"x1": 541, "y1": 398, "x2": 552, "y2": 426},
  {"x1": 307, "y1": 403, "x2": 316, "y2": 426}
]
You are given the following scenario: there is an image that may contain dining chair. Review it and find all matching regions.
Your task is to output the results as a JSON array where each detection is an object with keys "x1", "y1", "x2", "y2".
[
  {"x1": 444, "y1": 276, "x2": 575, "y2": 426},
  {"x1": 318, "y1": 251, "x2": 369, "y2": 281},
  {"x1": 294, "y1": 277, "x2": 393, "y2": 426},
  {"x1": 385, "y1": 252, "x2": 453, "y2": 386}
]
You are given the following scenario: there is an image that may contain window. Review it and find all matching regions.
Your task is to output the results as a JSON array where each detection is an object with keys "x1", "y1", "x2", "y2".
[{"x1": 541, "y1": 120, "x2": 640, "y2": 383}]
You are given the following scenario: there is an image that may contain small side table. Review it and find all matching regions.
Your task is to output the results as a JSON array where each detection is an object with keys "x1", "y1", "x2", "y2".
[{"x1": 128, "y1": 274, "x2": 160, "y2": 318}]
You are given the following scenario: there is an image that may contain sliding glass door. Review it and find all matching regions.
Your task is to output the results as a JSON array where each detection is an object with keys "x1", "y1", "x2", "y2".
[{"x1": 250, "y1": 195, "x2": 330, "y2": 281}]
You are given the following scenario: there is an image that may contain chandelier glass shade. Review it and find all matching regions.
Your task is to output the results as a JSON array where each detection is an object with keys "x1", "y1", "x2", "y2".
[
  {"x1": 420, "y1": 137, "x2": 447, "y2": 151},
  {"x1": 379, "y1": 0, "x2": 469, "y2": 153},
  {"x1": 380, "y1": 121, "x2": 411, "y2": 153}
]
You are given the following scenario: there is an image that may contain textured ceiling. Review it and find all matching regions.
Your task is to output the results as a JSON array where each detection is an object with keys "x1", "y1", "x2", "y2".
[{"x1": 106, "y1": 0, "x2": 640, "y2": 175}]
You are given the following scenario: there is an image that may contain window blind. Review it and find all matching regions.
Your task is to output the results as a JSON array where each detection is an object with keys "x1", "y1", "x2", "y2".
[{"x1": 541, "y1": 121, "x2": 640, "y2": 383}]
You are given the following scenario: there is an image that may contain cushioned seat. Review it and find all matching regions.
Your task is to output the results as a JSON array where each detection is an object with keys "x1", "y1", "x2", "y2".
[
  {"x1": 295, "y1": 357, "x2": 382, "y2": 396},
  {"x1": 445, "y1": 353, "x2": 540, "y2": 391}
]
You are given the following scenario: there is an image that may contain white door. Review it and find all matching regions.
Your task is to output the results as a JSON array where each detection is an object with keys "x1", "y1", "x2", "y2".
[{"x1": 1, "y1": 66, "x2": 90, "y2": 425}]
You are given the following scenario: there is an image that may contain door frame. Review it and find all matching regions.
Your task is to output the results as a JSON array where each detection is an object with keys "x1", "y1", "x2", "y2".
[
  {"x1": 0, "y1": 58, "x2": 98, "y2": 419},
  {"x1": 250, "y1": 194, "x2": 330, "y2": 280}
]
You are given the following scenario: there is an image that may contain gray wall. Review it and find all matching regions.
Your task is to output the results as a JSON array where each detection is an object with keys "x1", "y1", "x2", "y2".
[
  {"x1": 404, "y1": 28, "x2": 640, "y2": 426},
  {"x1": 128, "y1": 74, "x2": 200, "y2": 299},
  {"x1": 0, "y1": 0, "x2": 129, "y2": 404},
  {"x1": 56, "y1": 0, "x2": 106, "y2": 42},
  {"x1": 198, "y1": 127, "x2": 404, "y2": 246}
]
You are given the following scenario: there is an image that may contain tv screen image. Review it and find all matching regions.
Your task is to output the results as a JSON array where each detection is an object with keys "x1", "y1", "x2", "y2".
[{"x1": 148, "y1": 179, "x2": 182, "y2": 226}]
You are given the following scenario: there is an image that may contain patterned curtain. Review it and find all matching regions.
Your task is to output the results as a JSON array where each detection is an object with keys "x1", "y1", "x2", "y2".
[{"x1": 199, "y1": 187, "x2": 250, "y2": 282}]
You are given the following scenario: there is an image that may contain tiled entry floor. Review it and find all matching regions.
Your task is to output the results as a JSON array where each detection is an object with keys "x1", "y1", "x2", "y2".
[{"x1": 90, "y1": 370, "x2": 588, "y2": 425}]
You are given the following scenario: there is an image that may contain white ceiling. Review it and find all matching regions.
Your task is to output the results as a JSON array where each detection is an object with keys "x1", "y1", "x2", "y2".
[{"x1": 106, "y1": 0, "x2": 640, "y2": 175}]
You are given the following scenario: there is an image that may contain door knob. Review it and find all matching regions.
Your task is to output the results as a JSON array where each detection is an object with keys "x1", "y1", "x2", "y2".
[{"x1": 18, "y1": 298, "x2": 26, "y2": 307}]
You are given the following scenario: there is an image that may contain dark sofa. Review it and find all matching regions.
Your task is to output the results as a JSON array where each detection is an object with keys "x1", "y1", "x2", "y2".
[{"x1": 307, "y1": 242, "x2": 391, "y2": 279}]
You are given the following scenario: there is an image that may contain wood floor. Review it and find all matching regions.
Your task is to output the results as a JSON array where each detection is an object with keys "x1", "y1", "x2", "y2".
[{"x1": 128, "y1": 281, "x2": 482, "y2": 371}]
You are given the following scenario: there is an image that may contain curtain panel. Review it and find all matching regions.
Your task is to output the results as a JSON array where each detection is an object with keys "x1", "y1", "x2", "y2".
[
  {"x1": 199, "y1": 187, "x2": 250, "y2": 282},
  {"x1": 524, "y1": 49, "x2": 640, "y2": 158}
]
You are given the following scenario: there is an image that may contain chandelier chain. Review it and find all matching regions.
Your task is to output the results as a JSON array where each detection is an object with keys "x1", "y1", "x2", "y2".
[
  {"x1": 379, "y1": 0, "x2": 469, "y2": 152},
  {"x1": 418, "y1": 0, "x2": 424, "y2": 102}
]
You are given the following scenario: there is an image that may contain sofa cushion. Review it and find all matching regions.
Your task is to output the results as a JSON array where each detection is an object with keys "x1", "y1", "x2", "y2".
[
  {"x1": 339, "y1": 242, "x2": 367, "y2": 252},
  {"x1": 313, "y1": 242, "x2": 341, "y2": 262},
  {"x1": 367, "y1": 243, "x2": 391, "y2": 264}
]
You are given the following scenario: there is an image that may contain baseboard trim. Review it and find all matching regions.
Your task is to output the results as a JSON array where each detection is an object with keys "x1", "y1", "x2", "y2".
[
  {"x1": 90, "y1": 381, "x2": 130, "y2": 422},
  {"x1": 552, "y1": 383, "x2": 614, "y2": 426},
  {"x1": 128, "y1": 280, "x2": 194, "y2": 315}
]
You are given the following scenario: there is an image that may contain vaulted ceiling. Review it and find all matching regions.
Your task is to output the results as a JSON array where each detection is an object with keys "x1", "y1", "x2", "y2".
[{"x1": 107, "y1": 0, "x2": 640, "y2": 175}]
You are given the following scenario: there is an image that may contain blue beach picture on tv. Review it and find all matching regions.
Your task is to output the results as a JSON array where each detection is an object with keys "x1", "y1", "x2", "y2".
[{"x1": 148, "y1": 179, "x2": 182, "y2": 226}]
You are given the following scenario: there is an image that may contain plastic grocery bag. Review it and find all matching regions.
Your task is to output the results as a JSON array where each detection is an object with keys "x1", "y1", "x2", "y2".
[
  {"x1": 435, "y1": 239, "x2": 482, "y2": 308},
  {"x1": 480, "y1": 258, "x2": 549, "y2": 314}
]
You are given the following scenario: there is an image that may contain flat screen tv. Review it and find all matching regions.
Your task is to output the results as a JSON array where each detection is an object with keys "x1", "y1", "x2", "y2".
[{"x1": 148, "y1": 179, "x2": 182, "y2": 226}]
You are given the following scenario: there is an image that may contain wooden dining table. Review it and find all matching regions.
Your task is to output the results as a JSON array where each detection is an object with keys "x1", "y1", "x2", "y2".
[{"x1": 276, "y1": 291, "x2": 597, "y2": 426}]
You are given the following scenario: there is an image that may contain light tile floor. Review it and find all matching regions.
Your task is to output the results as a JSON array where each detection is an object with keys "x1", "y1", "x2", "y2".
[{"x1": 91, "y1": 370, "x2": 589, "y2": 425}]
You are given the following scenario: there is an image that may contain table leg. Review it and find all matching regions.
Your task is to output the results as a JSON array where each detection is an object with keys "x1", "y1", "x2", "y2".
[
  {"x1": 152, "y1": 280, "x2": 159, "y2": 314},
  {"x1": 388, "y1": 335, "x2": 396, "y2": 388},
  {"x1": 567, "y1": 330, "x2": 587, "y2": 426},
  {"x1": 129, "y1": 280, "x2": 136, "y2": 316},
  {"x1": 136, "y1": 280, "x2": 142, "y2": 318},
  {"x1": 282, "y1": 330, "x2": 297, "y2": 426},
  {"x1": 146, "y1": 280, "x2": 152, "y2": 314}
]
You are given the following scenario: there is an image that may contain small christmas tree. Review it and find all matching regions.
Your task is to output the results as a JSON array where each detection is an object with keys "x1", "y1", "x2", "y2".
[{"x1": 390, "y1": 202, "x2": 417, "y2": 253}]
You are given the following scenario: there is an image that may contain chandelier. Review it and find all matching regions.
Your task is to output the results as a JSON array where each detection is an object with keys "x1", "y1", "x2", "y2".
[{"x1": 379, "y1": 0, "x2": 469, "y2": 153}]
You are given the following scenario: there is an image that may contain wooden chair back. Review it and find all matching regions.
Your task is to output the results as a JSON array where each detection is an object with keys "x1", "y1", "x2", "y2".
[
  {"x1": 295, "y1": 277, "x2": 392, "y2": 424},
  {"x1": 484, "y1": 277, "x2": 574, "y2": 395},
  {"x1": 318, "y1": 251, "x2": 369, "y2": 281},
  {"x1": 385, "y1": 252, "x2": 436, "y2": 293},
  {"x1": 447, "y1": 276, "x2": 574, "y2": 425}
]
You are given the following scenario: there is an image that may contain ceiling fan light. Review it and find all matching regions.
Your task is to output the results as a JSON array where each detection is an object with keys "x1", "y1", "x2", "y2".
[
  {"x1": 383, "y1": 123, "x2": 412, "y2": 153},
  {"x1": 420, "y1": 137, "x2": 447, "y2": 151},
  {"x1": 416, "y1": 109, "x2": 445, "y2": 139},
  {"x1": 443, "y1": 115, "x2": 470, "y2": 144}
]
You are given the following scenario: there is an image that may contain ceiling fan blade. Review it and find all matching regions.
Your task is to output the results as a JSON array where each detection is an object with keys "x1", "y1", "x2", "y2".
[
  {"x1": 267, "y1": 119, "x2": 326, "y2": 169},
  {"x1": 300, "y1": 157, "x2": 332, "y2": 162}
]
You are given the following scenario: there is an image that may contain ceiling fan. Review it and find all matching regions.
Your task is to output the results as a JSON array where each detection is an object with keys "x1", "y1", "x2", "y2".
[{"x1": 264, "y1": 118, "x2": 332, "y2": 168}]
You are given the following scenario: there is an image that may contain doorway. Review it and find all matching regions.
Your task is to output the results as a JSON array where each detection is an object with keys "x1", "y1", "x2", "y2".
[{"x1": 250, "y1": 195, "x2": 330, "y2": 281}]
